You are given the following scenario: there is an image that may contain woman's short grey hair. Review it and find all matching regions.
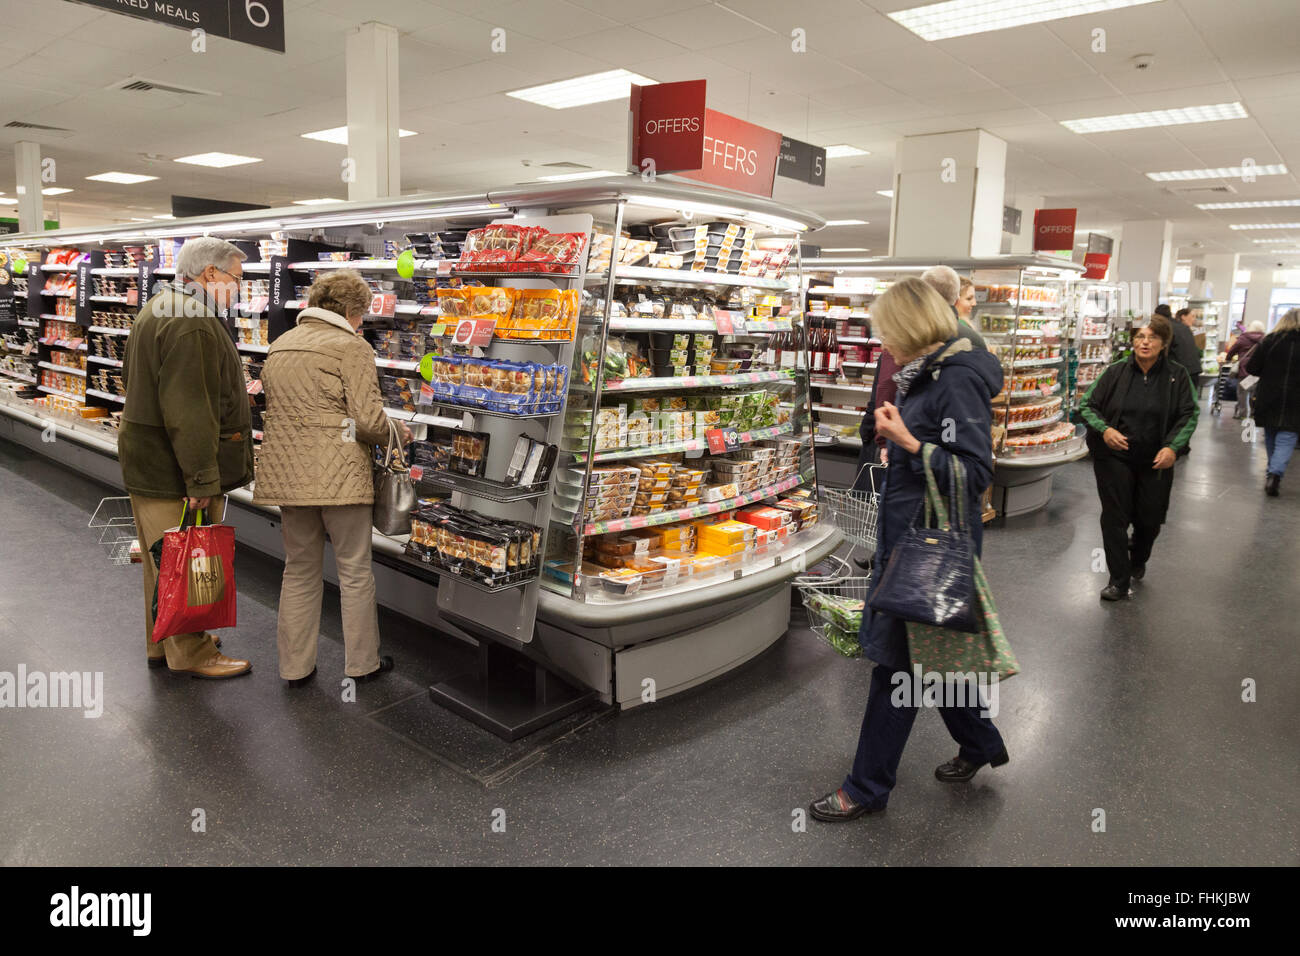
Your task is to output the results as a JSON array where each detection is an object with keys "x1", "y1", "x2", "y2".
[
  {"x1": 307, "y1": 269, "x2": 372, "y2": 319},
  {"x1": 921, "y1": 265, "x2": 961, "y2": 305},
  {"x1": 1247, "y1": 320, "x2": 1266, "y2": 334},
  {"x1": 176, "y1": 237, "x2": 246, "y2": 280}
]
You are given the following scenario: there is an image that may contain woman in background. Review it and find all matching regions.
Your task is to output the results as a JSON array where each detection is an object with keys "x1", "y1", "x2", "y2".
[{"x1": 1243, "y1": 308, "x2": 1300, "y2": 496}]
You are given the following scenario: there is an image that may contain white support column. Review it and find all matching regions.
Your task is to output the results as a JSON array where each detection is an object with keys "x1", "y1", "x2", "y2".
[
  {"x1": 1117, "y1": 219, "x2": 1174, "y2": 303},
  {"x1": 891, "y1": 129, "x2": 1007, "y2": 258},
  {"x1": 1197, "y1": 253, "x2": 1240, "y2": 337},
  {"x1": 14, "y1": 141, "x2": 43, "y2": 233},
  {"x1": 1243, "y1": 269, "x2": 1275, "y2": 331},
  {"x1": 345, "y1": 22, "x2": 400, "y2": 202}
]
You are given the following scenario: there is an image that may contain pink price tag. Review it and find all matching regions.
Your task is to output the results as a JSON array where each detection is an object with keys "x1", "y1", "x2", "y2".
[
  {"x1": 630, "y1": 515, "x2": 648, "y2": 528},
  {"x1": 437, "y1": 260, "x2": 454, "y2": 276},
  {"x1": 682, "y1": 377, "x2": 698, "y2": 387},
  {"x1": 420, "y1": 305, "x2": 438, "y2": 315},
  {"x1": 609, "y1": 519, "x2": 626, "y2": 533},
  {"x1": 715, "y1": 311, "x2": 735, "y2": 335},
  {"x1": 409, "y1": 465, "x2": 424, "y2": 481},
  {"x1": 419, "y1": 383, "x2": 435, "y2": 405}
]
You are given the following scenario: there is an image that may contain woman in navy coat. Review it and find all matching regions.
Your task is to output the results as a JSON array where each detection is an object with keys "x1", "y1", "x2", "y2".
[{"x1": 811, "y1": 277, "x2": 1009, "y2": 821}]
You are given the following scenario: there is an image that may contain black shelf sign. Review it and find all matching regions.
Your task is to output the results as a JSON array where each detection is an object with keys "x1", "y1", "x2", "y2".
[
  {"x1": 0, "y1": 255, "x2": 14, "y2": 332},
  {"x1": 139, "y1": 256, "x2": 158, "y2": 309},
  {"x1": 777, "y1": 136, "x2": 826, "y2": 187},
  {"x1": 64, "y1": 0, "x2": 285, "y2": 54},
  {"x1": 74, "y1": 259, "x2": 94, "y2": 326}
]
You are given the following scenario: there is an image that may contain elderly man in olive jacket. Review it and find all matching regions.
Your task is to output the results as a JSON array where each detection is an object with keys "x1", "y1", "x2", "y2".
[{"x1": 120, "y1": 236, "x2": 254, "y2": 679}]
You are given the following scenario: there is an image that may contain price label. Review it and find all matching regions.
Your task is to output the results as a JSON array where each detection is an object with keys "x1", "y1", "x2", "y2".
[
  {"x1": 126, "y1": 290, "x2": 138, "y2": 306},
  {"x1": 368, "y1": 293, "x2": 397, "y2": 317},
  {"x1": 419, "y1": 383, "x2": 435, "y2": 405},
  {"x1": 706, "y1": 427, "x2": 741, "y2": 454},
  {"x1": 245, "y1": 379, "x2": 263, "y2": 396},
  {"x1": 437, "y1": 260, "x2": 454, "y2": 276},
  {"x1": 420, "y1": 305, "x2": 439, "y2": 316},
  {"x1": 715, "y1": 310, "x2": 735, "y2": 334},
  {"x1": 636, "y1": 301, "x2": 656, "y2": 315},
  {"x1": 409, "y1": 465, "x2": 424, "y2": 482},
  {"x1": 453, "y1": 317, "x2": 495, "y2": 347}
]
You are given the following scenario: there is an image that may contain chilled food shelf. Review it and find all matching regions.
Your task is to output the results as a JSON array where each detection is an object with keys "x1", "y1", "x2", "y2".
[
  {"x1": 36, "y1": 385, "x2": 84, "y2": 402},
  {"x1": 812, "y1": 403, "x2": 866, "y2": 418},
  {"x1": 812, "y1": 382, "x2": 873, "y2": 394},
  {"x1": 236, "y1": 343, "x2": 270, "y2": 354},
  {"x1": 382, "y1": 407, "x2": 464, "y2": 429},
  {"x1": 607, "y1": 265, "x2": 791, "y2": 293},
  {"x1": 397, "y1": 547, "x2": 539, "y2": 594},
  {"x1": 40, "y1": 340, "x2": 88, "y2": 351},
  {"x1": 999, "y1": 355, "x2": 1062, "y2": 367},
  {"x1": 87, "y1": 355, "x2": 124, "y2": 368},
  {"x1": 841, "y1": 361, "x2": 876, "y2": 369},
  {"x1": 38, "y1": 361, "x2": 86, "y2": 378},
  {"x1": 1079, "y1": 356, "x2": 1111, "y2": 364},
  {"x1": 415, "y1": 469, "x2": 550, "y2": 503},
  {"x1": 580, "y1": 472, "x2": 808, "y2": 536},
  {"x1": 40, "y1": 264, "x2": 80, "y2": 272},
  {"x1": 289, "y1": 259, "x2": 400, "y2": 271},
  {"x1": 374, "y1": 357, "x2": 420, "y2": 371},
  {"x1": 1005, "y1": 411, "x2": 1064, "y2": 431},
  {"x1": 17, "y1": 319, "x2": 38, "y2": 328},
  {"x1": 90, "y1": 296, "x2": 131, "y2": 304},
  {"x1": 88, "y1": 326, "x2": 130, "y2": 336},
  {"x1": 0, "y1": 369, "x2": 37, "y2": 384},
  {"x1": 91, "y1": 268, "x2": 141, "y2": 276},
  {"x1": 85, "y1": 388, "x2": 125, "y2": 404},
  {"x1": 835, "y1": 336, "x2": 875, "y2": 344},
  {"x1": 1081, "y1": 333, "x2": 1110, "y2": 340},
  {"x1": 596, "y1": 370, "x2": 795, "y2": 393},
  {"x1": 608, "y1": 317, "x2": 716, "y2": 332},
  {"x1": 1000, "y1": 383, "x2": 1062, "y2": 400},
  {"x1": 572, "y1": 423, "x2": 795, "y2": 464}
]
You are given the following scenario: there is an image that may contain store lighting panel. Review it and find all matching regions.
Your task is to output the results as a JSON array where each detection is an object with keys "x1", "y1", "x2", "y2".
[
  {"x1": 1197, "y1": 199, "x2": 1300, "y2": 210},
  {"x1": 1147, "y1": 164, "x2": 1287, "y2": 181},
  {"x1": 1062, "y1": 102, "x2": 1247, "y2": 134},
  {"x1": 174, "y1": 153, "x2": 263, "y2": 168},
  {"x1": 889, "y1": 0, "x2": 1164, "y2": 41},
  {"x1": 85, "y1": 172, "x2": 159, "y2": 184},
  {"x1": 825, "y1": 145, "x2": 869, "y2": 158},
  {"x1": 507, "y1": 69, "x2": 657, "y2": 109},
  {"x1": 300, "y1": 127, "x2": 417, "y2": 145},
  {"x1": 1229, "y1": 223, "x2": 1300, "y2": 230}
]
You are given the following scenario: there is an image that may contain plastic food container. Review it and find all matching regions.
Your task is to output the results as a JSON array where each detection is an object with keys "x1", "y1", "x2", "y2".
[{"x1": 599, "y1": 569, "x2": 643, "y2": 596}]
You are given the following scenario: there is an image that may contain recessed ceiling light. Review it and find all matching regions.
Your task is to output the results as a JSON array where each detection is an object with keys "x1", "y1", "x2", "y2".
[
  {"x1": 41, "y1": 187, "x2": 72, "y2": 196},
  {"x1": 1251, "y1": 238, "x2": 1295, "y2": 243},
  {"x1": 823, "y1": 247, "x2": 869, "y2": 252},
  {"x1": 299, "y1": 127, "x2": 418, "y2": 145},
  {"x1": 0, "y1": 197, "x2": 19, "y2": 206},
  {"x1": 876, "y1": 190, "x2": 894, "y2": 198},
  {"x1": 85, "y1": 171, "x2": 159, "y2": 184},
  {"x1": 825, "y1": 219, "x2": 868, "y2": 226},
  {"x1": 1148, "y1": 164, "x2": 1287, "y2": 181},
  {"x1": 889, "y1": 0, "x2": 1163, "y2": 41},
  {"x1": 1229, "y1": 223, "x2": 1300, "y2": 230},
  {"x1": 825, "y1": 145, "x2": 869, "y2": 159},
  {"x1": 1062, "y1": 102, "x2": 1247, "y2": 134},
  {"x1": 536, "y1": 169, "x2": 622, "y2": 182},
  {"x1": 1196, "y1": 199, "x2": 1300, "y2": 210},
  {"x1": 292, "y1": 198, "x2": 344, "y2": 205},
  {"x1": 507, "y1": 69, "x2": 657, "y2": 109},
  {"x1": 174, "y1": 152, "x2": 263, "y2": 168}
]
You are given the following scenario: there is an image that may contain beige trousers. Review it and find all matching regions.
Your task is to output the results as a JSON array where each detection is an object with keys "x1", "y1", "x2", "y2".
[
  {"x1": 131, "y1": 495, "x2": 225, "y2": 668},
  {"x1": 277, "y1": 504, "x2": 381, "y2": 680}
]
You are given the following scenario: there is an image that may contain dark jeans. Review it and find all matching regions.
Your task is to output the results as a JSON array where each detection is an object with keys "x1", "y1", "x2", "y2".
[
  {"x1": 841, "y1": 663, "x2": 1006, "y2": 809},
  {"x1": 1092, "y1": 452, "x2": 1173, "y2": 586}
]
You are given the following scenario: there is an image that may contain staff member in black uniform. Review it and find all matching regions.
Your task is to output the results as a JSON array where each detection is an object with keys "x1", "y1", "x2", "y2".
[{"x1": 1080, "y1": 314, "x2": 1198, "y2": 601}]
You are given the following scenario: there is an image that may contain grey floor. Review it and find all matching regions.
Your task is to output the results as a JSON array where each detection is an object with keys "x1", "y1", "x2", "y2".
[{"x1": 0, "y1": 401, "x2": 1296, "y2": 866}]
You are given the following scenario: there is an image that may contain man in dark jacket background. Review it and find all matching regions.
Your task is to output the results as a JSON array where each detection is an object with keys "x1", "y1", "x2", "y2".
[
  {"x1": 1166, "y1": 305, "x2": 1203, "y2": 392},
  {"x1": 120, "y1": 236, "x2": 254, "y2": 679}
]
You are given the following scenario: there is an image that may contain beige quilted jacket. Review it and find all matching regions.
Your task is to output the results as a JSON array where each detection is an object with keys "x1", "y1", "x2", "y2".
[{"x1": 253, "y1": 308, "x2": 392, "y2": 507}]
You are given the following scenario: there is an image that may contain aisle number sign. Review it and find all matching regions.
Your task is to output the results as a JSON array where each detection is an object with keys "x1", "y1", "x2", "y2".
[{"x1": 64, "y1": 0, "x2": 286, "y2": 53}]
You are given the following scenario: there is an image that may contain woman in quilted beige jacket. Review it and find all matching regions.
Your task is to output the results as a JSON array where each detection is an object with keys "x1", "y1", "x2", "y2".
[{"x1": 255, "y1": 270, "x2": 409, "y2": 687}]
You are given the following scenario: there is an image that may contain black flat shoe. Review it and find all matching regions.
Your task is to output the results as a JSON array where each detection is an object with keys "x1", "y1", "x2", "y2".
[
  {"x1": 1130, "y1": 564, "x2": 1145, "y2": 581},
  {"x1": 352, "y1": 656, "x2": 394, "y2": 683},
  {"x1": 809, "y1": 788, "x2": 882, "y2": 822},
  {"x1": 1266, "y1": 473, "x2": 1280, "y2": 497},
  {"x1": 285, "y1": 667, "x2": 317, "y2": 688},
  {"x1": 147, "y1": 657, "x2": 167, "y2": 669},
  {"x1": 1100, "y1": 583, "x2": 1131, "y2": 601},
  {"x1": 935, "y1": 748, "x2": 1009, "y2": 783}
]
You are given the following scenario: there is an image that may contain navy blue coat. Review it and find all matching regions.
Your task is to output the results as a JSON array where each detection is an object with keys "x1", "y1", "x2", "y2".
[{"x1": 858, "y1": 338, "x2": 1003, "y2": 669}]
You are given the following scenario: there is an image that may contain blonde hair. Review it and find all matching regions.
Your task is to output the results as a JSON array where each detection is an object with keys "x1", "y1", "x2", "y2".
[
  {"x1": 307, "y1": 269, "x2": 372, "y2": 319},
  {"x1": 1275, "y1": 308, "x2": 1300, "y2": 334},
  {"x1": 872, "y1": 277, "x2": 958, "y2": 360}
]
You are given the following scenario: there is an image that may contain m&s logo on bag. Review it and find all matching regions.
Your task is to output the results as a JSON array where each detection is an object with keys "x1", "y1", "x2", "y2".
[{"x1": 187, "y1": 546, "x2": 226, "y2": 607}]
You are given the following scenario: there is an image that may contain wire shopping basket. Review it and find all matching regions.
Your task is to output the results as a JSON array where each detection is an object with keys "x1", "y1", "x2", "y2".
[
  {"x1": 794, "y1": 555, "x2": 870, "y2": 659},
  {"x1": 820, "y1": 463, "x2": 884, "y2": 557},
  {"x1": 90, "y1": 496, "x2": 140, "y2": 567}
]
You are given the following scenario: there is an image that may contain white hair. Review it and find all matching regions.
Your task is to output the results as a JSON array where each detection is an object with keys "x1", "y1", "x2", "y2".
[
  {"x1": 175, "y1": 237, "x2": 245, "y2": 281},
  {"x1": 921, "y1": 265, "x2": 961, "y2": 305},
  {"x1": 1247, "y1": 321, "x2": 1265, "y2": 334}
]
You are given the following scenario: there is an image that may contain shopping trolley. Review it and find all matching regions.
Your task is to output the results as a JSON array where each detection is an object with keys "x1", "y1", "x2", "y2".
[
  {"x1": 818, "y1": 463, "x2": 885, "y2": 563},
  {"x1": 1210, "y1": 361, "x2": 1238, "y2": 416},
  {"x1": 90, "y1": 497, "x2": 140, "y2": 566},
  {"x1": 794, "y1": 554, "x2": 869, "y2": 659}
]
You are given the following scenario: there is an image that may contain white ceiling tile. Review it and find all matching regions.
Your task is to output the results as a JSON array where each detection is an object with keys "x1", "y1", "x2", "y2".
[
  {"x1": 555, "y1": 25, "x2": 690, "y2": 62},
  {"x1": 848, "y1": 43, "x2": 997, "y2": 96},
  {"x1": 1005, "y1": 75, "x2": 1124, "y2": 107},
  {"x1": 633, "y1": 4, "x2": 775, "y2": 49},
  {"x1": 563, "y1": 0, "x2": 722, "y2": 24}
]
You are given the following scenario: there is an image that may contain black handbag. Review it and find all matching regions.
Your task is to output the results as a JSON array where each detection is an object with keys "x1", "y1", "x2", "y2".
[{"x1": 867, "y1": 443, "x2": 980, "y2": 633}]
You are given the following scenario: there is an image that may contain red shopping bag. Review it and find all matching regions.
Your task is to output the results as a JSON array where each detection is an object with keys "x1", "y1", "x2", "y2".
[{"x1": 151, "y1": 505, "x2": 238, "y2": 642}]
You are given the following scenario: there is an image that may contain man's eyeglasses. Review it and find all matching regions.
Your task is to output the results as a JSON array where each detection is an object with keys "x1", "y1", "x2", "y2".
[{"x1": 212, "y1": 266, "x2": 243, "y2": 284}]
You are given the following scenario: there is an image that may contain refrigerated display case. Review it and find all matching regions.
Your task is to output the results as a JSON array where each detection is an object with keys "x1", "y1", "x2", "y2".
[{"x1": 0, "y1": 178, "x2": 841, "y2": 736}]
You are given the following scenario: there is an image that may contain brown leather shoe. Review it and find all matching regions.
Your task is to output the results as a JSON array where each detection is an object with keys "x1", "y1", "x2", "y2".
[{"x1": 169, "y1": 652, "x2": 253, "y2": 680}]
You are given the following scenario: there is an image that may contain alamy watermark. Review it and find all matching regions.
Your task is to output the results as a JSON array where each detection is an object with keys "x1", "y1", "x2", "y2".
[
  {"x1": 890, "y1": 665, "x2": 1000, "y2": 717},
  {"x1": 0, "y1": 665, "x2": 103, "y2": 718}
]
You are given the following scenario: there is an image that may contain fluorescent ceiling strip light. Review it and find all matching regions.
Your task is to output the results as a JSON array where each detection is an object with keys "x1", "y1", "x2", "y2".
[
  {"x1": 536, "y1": 170, "x2": 622, "y2": 182},
  {"x1": 85, "y1": 171, "x2": 159, "y2": 184},
  {"x1": 1148, "y1": 164, "x2": 1287, "y2": 181},
  {"x1": 507, "y1": 69, "x2": 657, "y2": 109},
  {"x1": 888, "y1": 0, "x2": 1164, "y2": 41},
  {"x1": 1229, "y1": 223, "x2": 1300, "y2": 230},
  {"x1": 299, "y1": 127, "x2": 417, "y2": 145},
  {"x1": 1061, "y1": 101, "x2": 1247, "y2": 134},
  {"x1": 824, "y1": 145, "x2": 868, "y2": 158},
  {"x1": 42, "y1": 187, "x2": 72, "y2": 196},
  {"x1": 0, "y1": 197, "x2": 18, "y2": 206},
  {"x1": 1251, "y1": 238, "x2": 1295, "y2": 243},
  {"x1": 1197, "y1": 199, "x2": 1300, "y2": 210},
  {"x1": 174, "y1": 152, "x2": 263, "y2": 168},
  {"x1": 824, "y1": 219, "x2": 868, "y2": 226}
]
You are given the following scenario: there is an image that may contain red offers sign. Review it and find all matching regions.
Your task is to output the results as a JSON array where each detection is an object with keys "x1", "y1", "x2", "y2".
[
  {"x1": 678, "y1": 109, "x2": 782, "y2": 198},
  {"x1": 1083, "y1": 252, "x2": 1111, "y2": 280},
  {"x1": 1033, "y1": 208, "x2": 1077, "y2": 251},
  {"x1": 629, "y1": 80, "x2": 707, "y2": 175}
]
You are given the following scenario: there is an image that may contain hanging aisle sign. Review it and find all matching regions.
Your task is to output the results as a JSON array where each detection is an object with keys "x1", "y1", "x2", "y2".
[
  {"x1": 1033, "y1": 208, "x2": 1077, "y2": 251},
  {"x1": 777, "y1": 136, "x2": 826, "y2": 187},
  {"x1": 678, "y1": 110, "x2": 782, "y2": 198},
  {"x1": 63, "y1": 0, "x2": 286, "y2": 53},
  {"x1": 628, "y1": 80, "x2": 707, "y2": 174}
]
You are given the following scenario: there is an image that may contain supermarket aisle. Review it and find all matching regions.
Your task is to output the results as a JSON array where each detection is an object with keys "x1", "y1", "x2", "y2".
[{"x1": 0, "y1": 408, "x2": 1296, "y2": 866}]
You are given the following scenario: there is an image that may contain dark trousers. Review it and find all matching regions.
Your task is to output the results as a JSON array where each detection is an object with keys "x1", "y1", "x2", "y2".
[
  {"x1": 841, "y1": 663, "x2": 1006, "y2": 809},
  {"x1": 1092, "y1": 452, "x2": 1172, "y2": 586}
]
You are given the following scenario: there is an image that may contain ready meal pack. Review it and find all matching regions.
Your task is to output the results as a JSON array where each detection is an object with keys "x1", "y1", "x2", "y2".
[{"x1": 421, "y1": 354, "x2": 568, "y2": 414}]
